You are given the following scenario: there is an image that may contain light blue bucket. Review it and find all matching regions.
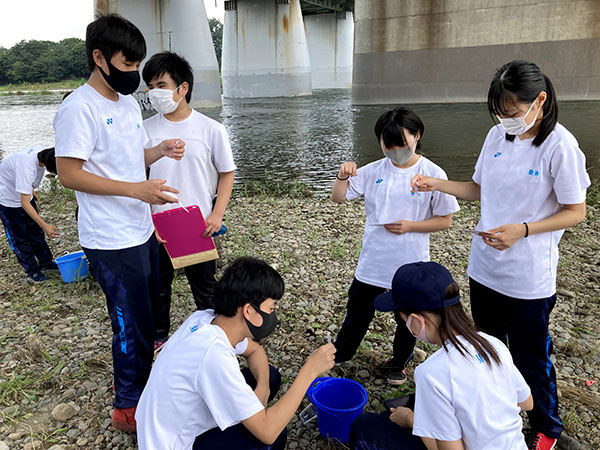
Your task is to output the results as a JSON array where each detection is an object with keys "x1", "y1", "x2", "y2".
[{"x1": 55, "y1": 251, "x2": 88, "y2": 283}]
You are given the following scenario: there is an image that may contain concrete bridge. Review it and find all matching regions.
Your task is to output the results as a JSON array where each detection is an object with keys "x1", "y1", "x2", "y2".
[{"x1": 96, "y1": 0, "x2": 600, "y2": 106}]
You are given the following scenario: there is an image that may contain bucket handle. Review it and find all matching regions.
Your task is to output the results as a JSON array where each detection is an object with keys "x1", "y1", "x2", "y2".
[{"x1": 306, "y1": 377, "x2": 336, "y2": 404}]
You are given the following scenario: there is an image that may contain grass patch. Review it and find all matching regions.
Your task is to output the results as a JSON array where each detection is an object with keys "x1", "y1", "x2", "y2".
[
  {"x1": 0, "y1": 78, "x2": 86, "y2": 94},
  {"x1": 239, "y1": 173, "x2": 313, "y2": 199}
]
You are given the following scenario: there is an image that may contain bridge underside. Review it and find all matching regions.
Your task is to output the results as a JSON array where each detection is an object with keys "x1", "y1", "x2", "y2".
[{"x1": 300, "y1": 0, "x2": 354, "y2": 15}]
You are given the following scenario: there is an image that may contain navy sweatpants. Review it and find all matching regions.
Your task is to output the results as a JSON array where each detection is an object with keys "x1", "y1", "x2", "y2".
[
  {"x1": 83, "y1": 235, "x2": 160, "y2": 409},
  {"x1": 193, "y1": 365, "x2": 287, "y2": 449},
  {"x1": 469, "y1": 278, "x2": 563, "y2": 439},
  {"x1": 335, "y1": 278, "x2": 415, "y2": 369},
  {"x1": 349, "y1": 411, "x2": 426, "y2": 450},
  {"x1": 0, "y1": 199, "x2": 54, "y2": 276}
]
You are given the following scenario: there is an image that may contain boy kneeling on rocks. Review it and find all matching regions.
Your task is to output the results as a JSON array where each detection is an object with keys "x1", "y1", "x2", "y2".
[{"x1": 136, "y1": 256, "x2": 336, "y2": 449}]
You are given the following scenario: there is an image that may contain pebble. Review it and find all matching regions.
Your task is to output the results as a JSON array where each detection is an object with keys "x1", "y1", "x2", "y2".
[{"x1": 51, "y1": 403, "x2": 76, "y2": 422}]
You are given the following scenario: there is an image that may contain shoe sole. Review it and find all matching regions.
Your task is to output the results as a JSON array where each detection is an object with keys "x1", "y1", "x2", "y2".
[
  {"x1": 111, "y1": 419, "x2": 136, "y2": 433},
  {"x1": 387, "y1": 378, "x2": 408, "y2": 385}
]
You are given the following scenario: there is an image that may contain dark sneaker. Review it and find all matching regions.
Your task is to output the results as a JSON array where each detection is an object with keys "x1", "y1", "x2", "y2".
[
  {"x1": 111, "y1": 406, "x2": 137, "y2": 433},
  {"x1": 527, "y1": 431, "x2": 557, "y2": 450},
  {"x1": 40, "y1": 261, "x2": 60, "y2": 273},
  {"x1": 154, "y1": 339, "x2": 168, "y2": 354},
  {"x1": 27, "y1": 271, "x2": 49, "y2": 283},
  {"x1": 387, "y1": 369, "x2": 408, "y2": 385}
]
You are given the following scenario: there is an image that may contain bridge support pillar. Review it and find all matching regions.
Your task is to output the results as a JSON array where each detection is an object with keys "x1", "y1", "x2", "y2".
[
  {"x1": 304, "y1": 12, "x2": 354, "y2": 89},
  {"x1": 222, "y1": 0, "x2": 312, "y2": 98},
  {"x1": 95, "y1": 0, "x2": 221, "y2": 107}
]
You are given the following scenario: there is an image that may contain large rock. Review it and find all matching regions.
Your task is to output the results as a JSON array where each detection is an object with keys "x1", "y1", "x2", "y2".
[{"x1": 51, "y1": 403, "x2": 76, "y2": 422}]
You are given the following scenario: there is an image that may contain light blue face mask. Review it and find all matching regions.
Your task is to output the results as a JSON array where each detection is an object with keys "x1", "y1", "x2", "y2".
[{"x1": 382, "y1": 135, "x2": 418, "y2": 166}]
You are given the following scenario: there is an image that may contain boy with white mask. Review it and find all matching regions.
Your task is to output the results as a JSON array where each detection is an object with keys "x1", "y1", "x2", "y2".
[
  {"x1": 142, "y1": 52, "x2": 236, "y2": 349},
  {"x1": 330, "y1": 107, "x2": 459, "y2": 384}
]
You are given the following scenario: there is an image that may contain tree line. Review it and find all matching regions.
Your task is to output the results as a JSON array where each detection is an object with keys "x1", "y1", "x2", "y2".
[{"x1": 0, "y1": 19, "x2": 223, "y2": 85}]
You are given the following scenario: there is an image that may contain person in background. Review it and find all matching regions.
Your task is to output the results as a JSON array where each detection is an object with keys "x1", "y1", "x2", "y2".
[
  {"x1": 0, "y1": 146, "x2": 59, "y2": 283},
  {"x1": 412, "y1": 60, "x2": 590, "y2": 450},
  {"x1": 142, "y1": 51, "x2": 236, "y2": 350},
  {"x1": 350, "y1": 261, "x2": 533, "y2": 450},
  {"x1": 330, "y1": 106, "x2": 459, "y2": 384},
  {"x1": 53, "y1": 14, "x2": 185, "y2": 432}
]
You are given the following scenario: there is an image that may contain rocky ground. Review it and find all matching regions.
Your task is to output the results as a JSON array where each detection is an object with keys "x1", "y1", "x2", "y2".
[{"x1": 0, "y1": 181, "x2": 598, "y2": 450}]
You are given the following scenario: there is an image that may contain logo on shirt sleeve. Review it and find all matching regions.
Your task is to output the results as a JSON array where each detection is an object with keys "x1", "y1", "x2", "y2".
[{"x1": 190, "y1": 325, "x2": 199, "y2": 333}]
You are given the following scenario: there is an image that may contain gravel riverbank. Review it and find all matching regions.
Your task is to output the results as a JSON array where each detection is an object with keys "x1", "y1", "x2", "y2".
[{"x1": 0, "y1": 185, "x2": 598, "y2": 449}]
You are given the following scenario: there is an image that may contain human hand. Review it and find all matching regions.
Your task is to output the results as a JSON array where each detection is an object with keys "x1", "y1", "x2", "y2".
[
  {"x1": 202, "y1": 212, "x2": 223, "y2": 237},
  {"x1": 154, "y1": 228, "x2": 166, "y2": 244},
  {"x1": 254, "y1": 384, "x2": 270, "y2": 407},
  {"x1": 32, "y1": 191, "x2": 39, "y2": 201},
  {"x1": 482, "y1": 223, "x2": 526, "y2": 251},
  {"x1": 134, "y1": 179, "x2": 180, "y2": 205},
  {"x1": 384, "y1": 220, "x2": 413, "y2": 235},
  {"x1": 304, "y1": 343, "x2": 336, "y2": 378},
  {"x1": 160, "y1": 139, "x2": 185, "y2": 160},
  {"x1": 43, "y1": 224, "x2": 60, "y2": 239},
  {"x1": 338, "y1": 162, "x2": 357, "y2": 179},
  {"x1": 411, "y1": 174, "x2": 440, "y2": 193},
  {"x1": 389, "y1": 406, "x2": 414, "y2": 428}
]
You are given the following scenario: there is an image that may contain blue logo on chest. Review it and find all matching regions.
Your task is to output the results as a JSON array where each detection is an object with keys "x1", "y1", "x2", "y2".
[
  {"x1": 493, "y1": 152, "x2": 502, "y2": 158},
  {"x1": 375, "y1": 179, "x2": 383, "y2": 184},
  {"x1": 106, "y1": 118, "x2": 113, "y2": 125},
  {"x1": 528, "y1": 169, "x2": 539, "y2": 176}
]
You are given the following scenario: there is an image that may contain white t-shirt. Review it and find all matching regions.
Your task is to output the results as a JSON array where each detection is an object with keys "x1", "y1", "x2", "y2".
[
  {"x1": 136, "y1": 310, "x2": 264, "y2": 450},
  {"x1": 413, "y1": 333, "x2": 530, "y2": 449},
  {"x1": 468, "y1": 124, "x2": 590, "y2": 298},
  {"x1": 145, "y1": 110, "x2": 236, "y2": 217},
  {"x1": 53, "y1": 84, "x2": 154, "y2": 250},
  {"x1": 347, "y1": 156, "x2": 459, "y2": 288},
  {"x1": 0, "y1": 145, "x2": 46, "y2": 208}
]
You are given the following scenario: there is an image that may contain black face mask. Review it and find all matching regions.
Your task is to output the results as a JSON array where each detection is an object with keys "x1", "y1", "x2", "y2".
[
  {"x1": 99, "y1": 56, "x2": 140, "y2": 96},
  {"x1": 245, "y1": 304, "x2": 278, "y2": 341}
]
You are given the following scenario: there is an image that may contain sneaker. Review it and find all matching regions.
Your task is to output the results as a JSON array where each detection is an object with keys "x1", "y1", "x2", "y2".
[
  {"x1": 40, "y1": 261, "x2": 60, "y2": 273},
  {"x1": 27, "y1": 271, "x2": 49, "y2": 283},
  {"x1": 154, "y1": 339, "x2": 167, "y2": 354},
  {"x1": 111, "y1": 406, "x2": 137, "y2": 433},
  {"x1": 527, "y1": 431, "x2": 557, "y2": 450},
  {"x1": 387, "y1": 369, "x2": 407, "y2": 385}
]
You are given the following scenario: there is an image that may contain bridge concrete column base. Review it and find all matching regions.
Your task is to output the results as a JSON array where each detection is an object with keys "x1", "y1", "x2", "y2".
[
  {"x1": 304, "y1": 12, "x2": 354, "y2": 89},
  {"x1": 222, "y1": 0, "x2": 312, "y2": 98},
  {"x1": 95, "y1": 0, "x2": 221, "y2": 107}
]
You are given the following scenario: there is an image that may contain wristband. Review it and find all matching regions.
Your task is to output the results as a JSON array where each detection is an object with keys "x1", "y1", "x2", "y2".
[
  {"x1": 336, "y1": 174, "x2": 350, "y2": 181},
  {"x1": 523, "y1": 222, "x2": 529, "y2": 238}
]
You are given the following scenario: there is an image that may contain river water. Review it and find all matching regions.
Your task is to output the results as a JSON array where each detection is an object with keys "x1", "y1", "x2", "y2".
[{"x1": 0, "y1": 90, "x2": 598, "y2": 193}]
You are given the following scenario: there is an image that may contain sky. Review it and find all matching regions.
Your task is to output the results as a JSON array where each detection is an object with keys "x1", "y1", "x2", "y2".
[{"x1": 0, "y1": 0, "x2": 225, "y2": 49}]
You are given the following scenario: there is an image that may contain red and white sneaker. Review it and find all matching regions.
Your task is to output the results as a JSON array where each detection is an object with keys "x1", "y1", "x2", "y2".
[
  {"x1": 527, "y1": 431, "x2": 557, "y2": 450},
  {"x1": 111, "y1": 406, "x2": 137, "y2": 433}
]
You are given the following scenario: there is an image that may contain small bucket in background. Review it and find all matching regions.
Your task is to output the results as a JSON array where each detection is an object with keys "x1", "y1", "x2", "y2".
[
  {"x1": 55, "y1": 251, "x2": 88, "y2": 283},
  {"x1": 306, "y1": 377, "x2": 368, "y2": 443}
]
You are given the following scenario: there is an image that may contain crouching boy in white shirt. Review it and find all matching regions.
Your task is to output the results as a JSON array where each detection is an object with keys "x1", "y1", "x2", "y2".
[{"x1": 136, "y1": 257, "x2": 336, "y2": 449}]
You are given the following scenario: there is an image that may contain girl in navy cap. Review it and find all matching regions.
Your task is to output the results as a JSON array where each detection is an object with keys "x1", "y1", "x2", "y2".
[
  {"x1": 350, "y1": 261, "x2": 533, "y2": 450},
  {"x1": 411, "y1": 60, "x2": 590, "y2": 450}
]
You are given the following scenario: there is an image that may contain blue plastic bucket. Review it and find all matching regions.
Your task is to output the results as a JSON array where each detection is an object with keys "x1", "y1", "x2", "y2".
[
  {"x1": 55, "y1": 251, "x2": 88, "y2": 283},
  {"x1": 306, "y1": 377, "x2": 368, "y2": 442}
]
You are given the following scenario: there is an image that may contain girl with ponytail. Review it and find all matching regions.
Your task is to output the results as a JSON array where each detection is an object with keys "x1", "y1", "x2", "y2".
[
  {"x1": 411, "y1": 60, "x2": 591, "y2": 449},
  {"x1": 350, "y1": 262, "x2": 533, "y2": 450}
]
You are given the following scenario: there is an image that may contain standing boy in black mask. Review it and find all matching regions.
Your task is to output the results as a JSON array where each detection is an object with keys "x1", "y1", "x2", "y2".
[
  {"x1": 53, "y1": 13, "x2": 186, "y2": 432},
  {"x1": 136, "y1": 257, "x2": 336, "y2": 450}
]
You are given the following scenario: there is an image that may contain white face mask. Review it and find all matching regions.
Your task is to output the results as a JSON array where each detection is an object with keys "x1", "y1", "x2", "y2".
[
  {"x1": 382, "y1": 135, "x2": 418, "y2": 166},
  {"x1": 148, "y1": 85, "x2": 183, "y2": 115},
  {"x1": 496, "y1": 101, "x2": 538, "y2": 136},
  {"x1": 406, "y1": 315, "x2": 432, "y2": 343}
]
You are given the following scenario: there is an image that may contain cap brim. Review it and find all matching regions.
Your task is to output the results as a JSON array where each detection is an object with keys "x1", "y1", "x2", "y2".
[{"x1": 374, "y1": 291, "x2": 396, "y2": 312}]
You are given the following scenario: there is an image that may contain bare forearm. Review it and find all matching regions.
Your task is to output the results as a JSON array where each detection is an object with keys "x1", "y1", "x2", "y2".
[
  {"x1": 246, "y1": 348, "x2": 270, "y2": 391},
  {"x1": 21, "y1": 197, "x2": 47, "y2": 228},
  {"x1": 331, "y1": 179, "x2": 349, "y2": 203},
  {"x1": 529, "y1": 203, "x2": 586, "y2": 236},
  {"x1": 409, "y1": 215, "x2": 453, "y2": 233},
  {"x1": 59, "y1": 165, "x2": 137, "y2": 198},
  {"x1": 144, "y1": 144, "x2": 163, "y2": 167},
  {"x1": 435, "y1": 180, "x2": 480, "y2": 201},
  {"x1": 212, "y1": 172, "x2": 234, "y2": 217}
]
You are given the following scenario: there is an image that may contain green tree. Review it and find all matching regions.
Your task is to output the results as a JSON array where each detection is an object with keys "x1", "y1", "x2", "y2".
[{"x1": 209, "y1": 18, "x2": 223, "y2": 70}]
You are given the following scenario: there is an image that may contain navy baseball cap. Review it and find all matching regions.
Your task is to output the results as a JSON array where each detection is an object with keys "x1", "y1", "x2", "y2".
[{"x1": 374, "y1": 261, "x2": 460, "y2": 312}]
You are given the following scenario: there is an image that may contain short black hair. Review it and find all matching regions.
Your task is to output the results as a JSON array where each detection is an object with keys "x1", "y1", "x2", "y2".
[
  {"x1": 86, "y1": 13, "x2": 146, "y2": 72},
  {"x1": 374, "y1": 106, "x2": 424, "y2": 150},
  {"x1": 37, "y1": 148, "x2": 56, "y2": 175},
  {"x1": 213, "y1": 257, "x2": 284, "y2": 318},
  {"x1": 488, "y1": 60, "x2": 558, "y2": 147},
  {"x1": 142, "y1": 51, "x2": 194, "y2": 103}
]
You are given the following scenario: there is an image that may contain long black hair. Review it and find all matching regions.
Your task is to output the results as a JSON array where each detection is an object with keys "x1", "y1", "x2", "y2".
[
  {"x1": 374, "y1": 106, "x2": 424, "y2": 150},
  {"x1": 400, "y1": 283, "x2": 502, "y2": 368},
  {"x1": 487, "y1": 60, "x2": 558, "y2": 147}
]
